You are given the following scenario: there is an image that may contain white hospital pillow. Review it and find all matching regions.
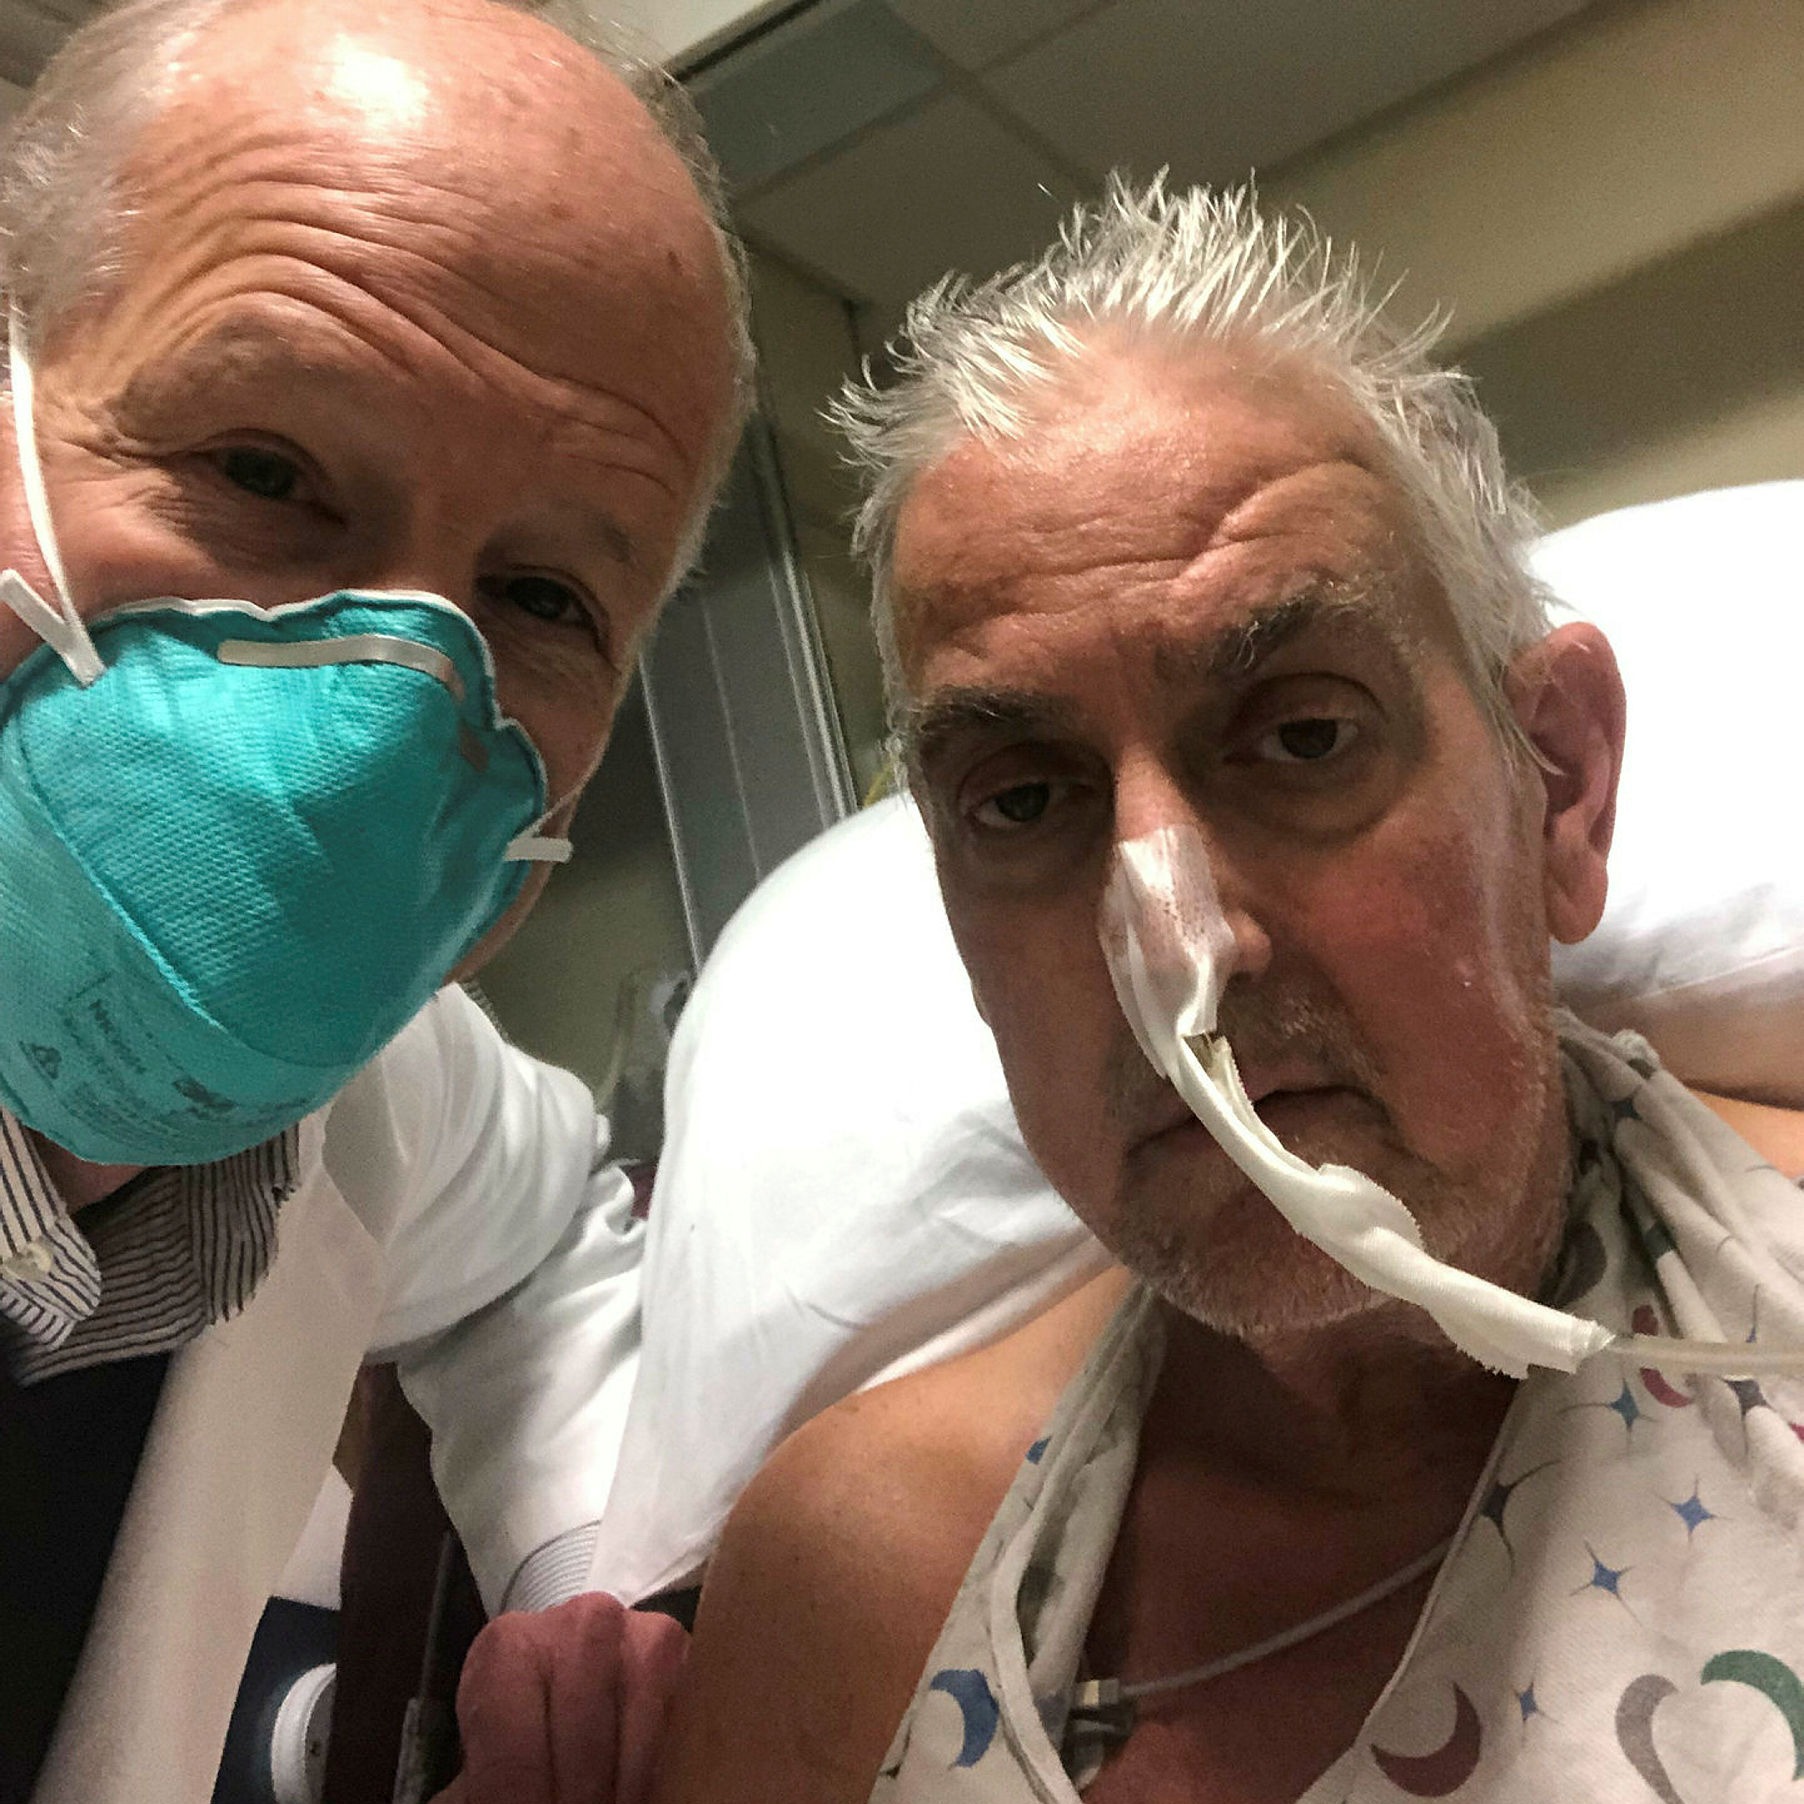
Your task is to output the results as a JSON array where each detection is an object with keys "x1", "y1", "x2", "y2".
[
  {"x1": 586, "y1": 797, "x2": 1108, "y2": 1603},
  {"x1": 1539, "y1": 481, "x2": 1804, "y2": 1106}
]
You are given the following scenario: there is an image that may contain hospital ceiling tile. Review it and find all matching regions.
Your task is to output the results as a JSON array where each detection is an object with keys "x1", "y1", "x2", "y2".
[
  {"x1": 988, "y1": 0, "x2": 1597, "y2": 188},
  {"x1": 691, "y1": 0, "x2": 945, "y2": 194},
  {"x1": 739, "y1": 93, "x2": 1082, "y2": 311},
  {"x1": 884, "y1": 0, "x2": 1105, "y2": 72}
]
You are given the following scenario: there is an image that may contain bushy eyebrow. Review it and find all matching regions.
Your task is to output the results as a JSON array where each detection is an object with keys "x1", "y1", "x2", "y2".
[
  {"x1": 904, "y1": 687, "x2": 1082, "y2": 771},
  {"x1": 1163, "y1": 581, "x2": 1410, "y2": 686},
  {"x1": 904, "y1": 582, "x2": 1411, "y2": 770}
]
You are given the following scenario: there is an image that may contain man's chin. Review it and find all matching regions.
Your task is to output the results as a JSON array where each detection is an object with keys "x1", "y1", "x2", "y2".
[
  {"x1": 1109, "y1": 1144, "x2": 1407, "y2": 1345},
  {"x1": 1121, "y1": 1208, "x2": 1386, "y2": 1345}
]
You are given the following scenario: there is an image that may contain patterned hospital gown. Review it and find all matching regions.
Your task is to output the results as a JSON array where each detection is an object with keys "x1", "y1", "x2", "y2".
[{"x1": 872, "y1": 1021, "x2": 1804, "y2": 1802}]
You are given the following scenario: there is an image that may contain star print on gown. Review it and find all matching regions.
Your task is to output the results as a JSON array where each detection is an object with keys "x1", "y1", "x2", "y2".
[
  {"x1": 871, "y1": 1024, "x2": 1804, "y2": 1803},
  {"x1": 1561, "y1": 1376, "x2": 1648, "y2": 1438},
  {"x1": 1604, "y1": 1382, "x2": 1645, "y2": 1432},
  {"x1": 1575, "y1": 1545, "x2": 1633, "y2": 1608},
  {"x1": 1667, "y1": 1484, "x2": 1716, "y2": 1538},
  {"x1": 1477, "y1": 1460, "x2": 1557, "y2": 1570},
  {"x1": 1727, "y1": 1377, "x2": 1767, "y2": 1419}
]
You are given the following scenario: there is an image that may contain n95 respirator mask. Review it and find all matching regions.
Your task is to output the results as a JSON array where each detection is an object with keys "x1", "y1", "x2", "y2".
[{"x1": 0, "y1": 317, "x2": 569, "y2": 1165}]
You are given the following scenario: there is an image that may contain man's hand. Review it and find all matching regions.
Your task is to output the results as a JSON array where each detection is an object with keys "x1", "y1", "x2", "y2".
[{"x1": 431, "y1": 1593, "x2": 688, "y2": 1804}]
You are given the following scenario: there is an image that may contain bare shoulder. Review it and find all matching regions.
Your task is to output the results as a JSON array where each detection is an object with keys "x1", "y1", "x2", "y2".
[
  {"x1": 652, "y1": 1268, "x2": 1130, "y2": 1804},
  {"x1": 1695, "y1": 1089, "x2": 1804, "y2": 1180}
]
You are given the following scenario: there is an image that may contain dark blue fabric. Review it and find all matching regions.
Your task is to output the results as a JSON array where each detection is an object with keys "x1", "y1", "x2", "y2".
[{"x1": 0, "y1": 1348, "x2": 170, "y2": 1801}]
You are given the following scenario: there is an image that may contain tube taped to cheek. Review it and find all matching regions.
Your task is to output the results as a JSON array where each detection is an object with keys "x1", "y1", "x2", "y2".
[{"x1": 1102, "y1": 824, "x2": 1622, "y2": 1378}]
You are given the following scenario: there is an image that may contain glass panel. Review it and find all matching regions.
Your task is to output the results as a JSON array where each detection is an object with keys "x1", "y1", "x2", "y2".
[
  {"x1": 746, "y1": 246, "x2": 893, "y2": 801},
  {"x1": 639, "y1": 420, "x2": 855, "y2": 963}
]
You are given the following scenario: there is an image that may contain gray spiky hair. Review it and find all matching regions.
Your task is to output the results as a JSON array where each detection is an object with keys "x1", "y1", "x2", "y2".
[{"x1": 833, "y1": 178, "x2": 1551, "y2": 740}]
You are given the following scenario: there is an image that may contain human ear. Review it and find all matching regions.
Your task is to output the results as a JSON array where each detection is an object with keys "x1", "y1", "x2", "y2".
[{"x1": 1505, "y1": 622, "x2": 1626, "y2": 944}]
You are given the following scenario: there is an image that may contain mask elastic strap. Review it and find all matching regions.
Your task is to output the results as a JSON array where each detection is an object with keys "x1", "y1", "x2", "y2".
[
  {"x1": 505, "y1": 832, "x2": 573, "y2": 864},
  {"x1": 505, "y1": 802, "x2": 573, "y2": 863},
  {"x1": 2, "y1": 306, "x2": 102, "y2": 685}
]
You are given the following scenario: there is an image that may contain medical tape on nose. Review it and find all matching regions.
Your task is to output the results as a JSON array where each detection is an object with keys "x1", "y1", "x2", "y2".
[
  {"x1": 1100, "y1": 829, "x2": 1236, "y2": 1057},
  {"x1": 1100, "y1": 825, "x2": 1804, "y2": 1379}
]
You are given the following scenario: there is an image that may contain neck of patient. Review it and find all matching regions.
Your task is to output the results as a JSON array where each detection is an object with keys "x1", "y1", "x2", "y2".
[
  {"x1": 1148, "y1": 1083, "x2": 1804, "y2": 1494},
  {"x1": 1156, "y1": 1299, "x2": 1519, "y2": 1499},
  {"x1": 1152, "y1": 1117, "x2": 1569, "y2": 1495},
  {"x1": 29, "y1": 1129, "x2": 146, "y2": 1213}
]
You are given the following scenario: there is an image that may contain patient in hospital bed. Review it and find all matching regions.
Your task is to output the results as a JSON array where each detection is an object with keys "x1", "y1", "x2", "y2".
[{"x1": 632, "y1": 190, "x2": 1804, "y2": 1804}]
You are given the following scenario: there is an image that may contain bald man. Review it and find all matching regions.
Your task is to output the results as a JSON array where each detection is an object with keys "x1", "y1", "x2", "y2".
[{"x1": 0, "y1": 3, "x2": 743, "y2": 1799}]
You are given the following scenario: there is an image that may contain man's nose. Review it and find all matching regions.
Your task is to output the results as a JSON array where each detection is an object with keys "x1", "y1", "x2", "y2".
[
  {"x1": 355, "y1": 515, "x2": 484, "y2": 612},
  {"x1": 357, "y1": 558, "x2": 471, "y2": 607},
  {"x1": 1110, "y1": 753, "x2": 1273, "y2": 987}
]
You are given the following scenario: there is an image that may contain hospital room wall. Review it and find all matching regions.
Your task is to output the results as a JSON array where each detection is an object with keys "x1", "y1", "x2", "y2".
[
  {"x1": 748, "y1": 0, "x2": 1803, "y2": 794},
  {"x1": 1260, "y1": 0, "x2": 1804, "y2": 527}
]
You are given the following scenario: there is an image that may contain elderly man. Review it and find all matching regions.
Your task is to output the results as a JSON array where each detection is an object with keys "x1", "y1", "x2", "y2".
[
  {"x1": 651, "y1": 185, "x2": 1804, "y2": 1804},
  {"x1": 0, "y1": 0, "x2": 743, "y2": 1798}
]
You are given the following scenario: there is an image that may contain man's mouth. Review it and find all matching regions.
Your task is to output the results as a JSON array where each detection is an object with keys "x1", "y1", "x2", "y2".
[
  {"x1": 1136, "y1": 1076, "x2": 1359, "y2": 1152},
  {"x1": 1238, "y1": 1060, "x2": 1339, "y2": 1109}
]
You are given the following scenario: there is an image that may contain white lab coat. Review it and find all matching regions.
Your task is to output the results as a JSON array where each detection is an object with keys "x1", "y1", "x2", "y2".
[{"x1": 31, "y1": 984, "x2": 641, "y2": 1804}]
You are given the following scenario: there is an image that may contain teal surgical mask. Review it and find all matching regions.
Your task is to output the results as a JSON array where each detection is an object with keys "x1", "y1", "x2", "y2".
[{"x1": 0, "y1": 320, "x2": 570, "y2": 1164}]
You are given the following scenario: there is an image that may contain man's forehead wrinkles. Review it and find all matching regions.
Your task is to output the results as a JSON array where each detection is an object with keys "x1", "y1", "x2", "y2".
[
  {"x1": 109, "y1": 303, "x2": 648, "y2": 575},
  {"x1": 123, "y1": 141, "x2": 701, "y2": 484},
  {"x1": 114, "y1": 306, "x2": 416, "y2": 411},
  {"x1": 897, "y1": 546, "x2": 1198, "y2": 641},
  {"x1": 1206, "y1": 450, "x2": 1381, "y2": 531},
  {"x1": 323, "y1": 233, "x2": 693, "y2": 470},
  {"x1": 133, "y1": 263, "x2": 686, "y2": 487},
  {"x1": 902, "y1": 582, "x2": 1416, "y2": 764}
]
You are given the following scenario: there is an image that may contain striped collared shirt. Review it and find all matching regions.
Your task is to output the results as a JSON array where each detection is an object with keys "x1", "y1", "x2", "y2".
[{"x1": 0, "y1": 1108, "x2": 300, "y2": 1385}]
